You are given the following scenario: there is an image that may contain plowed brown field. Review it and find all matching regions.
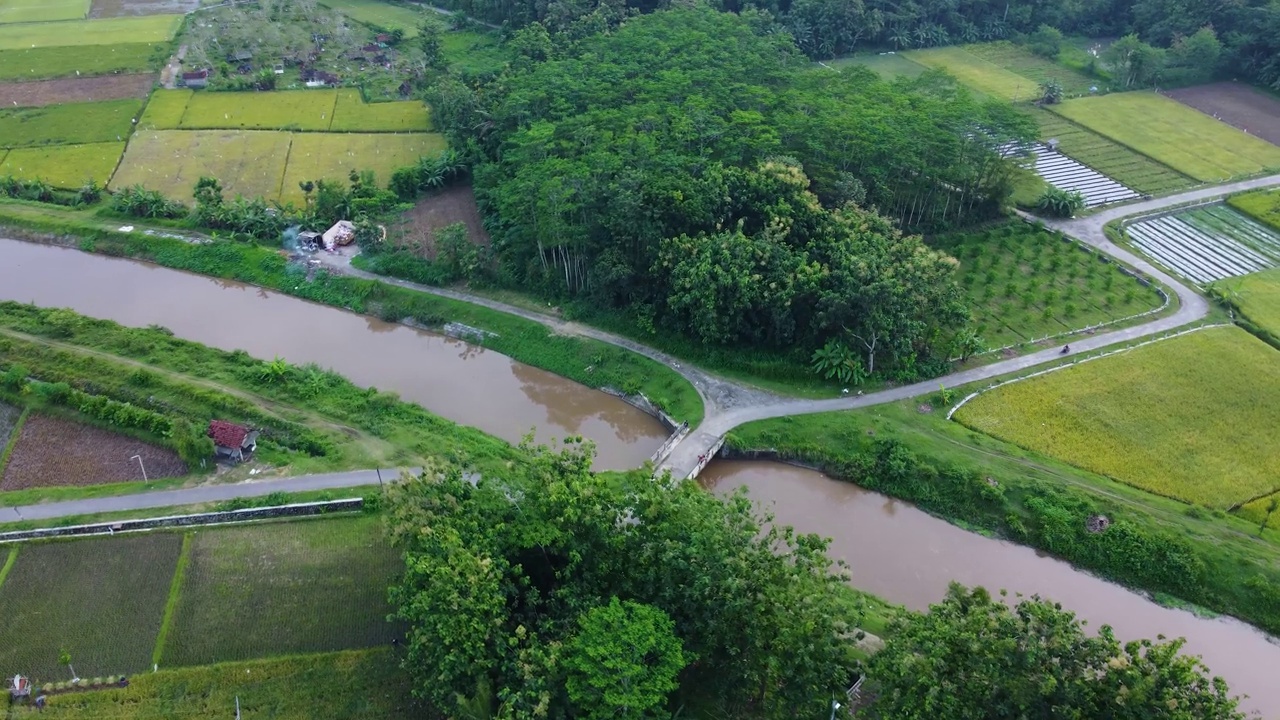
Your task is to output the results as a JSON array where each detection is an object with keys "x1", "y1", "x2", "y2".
[
  {"x1": 0, "y1": 73, "x2": 152, "y2": 107},
  {"x1": 0, "y1": 414, "x2": 186, "y2": 490}
]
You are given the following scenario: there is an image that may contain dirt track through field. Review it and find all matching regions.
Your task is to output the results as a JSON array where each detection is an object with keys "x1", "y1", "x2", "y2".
[
  {"x1": 0, "y1": 73, "x2": 153, "y2": 107},
  {"x1": 1166, "y1": 82, "x2": 1280, "y2": 146}
]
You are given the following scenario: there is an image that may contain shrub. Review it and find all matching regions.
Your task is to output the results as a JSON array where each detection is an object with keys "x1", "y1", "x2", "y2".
[{"x1": 110, "y1": 185, "x2": 189, "y2": 219}]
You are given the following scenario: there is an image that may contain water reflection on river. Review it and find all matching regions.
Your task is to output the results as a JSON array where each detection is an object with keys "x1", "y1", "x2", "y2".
[
  {"x1": 0, "y1": 240, "x2": 667, "y2": 469},
  {"x1": 701, "y1": 460, "x2": 1280, "y2": 717}
]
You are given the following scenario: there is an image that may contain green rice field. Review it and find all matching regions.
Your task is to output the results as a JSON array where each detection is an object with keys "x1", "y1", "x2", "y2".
[
  {"x1": 162, "y1": 517, "x2": 399, "y2": 666},
  {"x1": 0, "y1": 15, "x2": 180, "y2": 50},
  {"x1": 963, "y1": 41, "x2": 1099, "y2": 97},
  {"x1": 1223, "y1": 267, "x2": 1280, "y2": 338},
  {"x1": 1228, "y1": 189, "x2": 1280, "y2": 233},
  {"x1": 1025, "y1": 106, "x2": 1194, "y2": 194},
  {"x1": 906, "y1": 46, "x2": 1041, "y2": 101},
  {"x1": 330, "y1": 89, "x2": 430, "y2": 132},
  {"x1": 954, "y1": 326, "x2": 1280, "y2": 509},
  {"x1": 29, "y1": 649, "x2": 416, "y2": 720},
  {"x1": 179, "y1": 89, "x2": 338, "y2": 131},
  {"x1": 0, "y1": 98, "x2": 142, "y2": 148},
  {"x1": 0, "y1": 43, "x2": 160, "y2": 81},
  {"x1": 1050, "y1": 92, "x2": 1280, "y2": 182},
  {"x1": 0, "y1": 534, "x2": 183, "y2": 680},
  {"x1": 137, "y1": 88, "x2": 191, "y2": 130},
  {"x1": 279, "y1": 131, "x2": 445, "y2": 203},
  {"x1": 0, "y1": 0, "x2": 89, "y2": 24},
  {"x1": 829, "y1": 53, "x2": 927, "y2": 80},
  {"x1": 110, "y1": 129, "x2": 292, "y2": 201},
  {"x1": 932, "y1": 221, "x2": 1164, "y2": 349},
  {"x1": 0, "y1": 142, "x2": 125, "y2": 187}
]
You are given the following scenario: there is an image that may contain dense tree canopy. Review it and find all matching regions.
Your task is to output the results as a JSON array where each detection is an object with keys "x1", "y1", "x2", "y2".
[
  {"x1": 387, "y1": 441, "x2": 861, "y2": 719},
  {"x1": 865, "y1": 584, "x2": 1245, "y2": 720},
  {"x1": 432, "y1": 8, "x2": 1028, "y2": 374}
]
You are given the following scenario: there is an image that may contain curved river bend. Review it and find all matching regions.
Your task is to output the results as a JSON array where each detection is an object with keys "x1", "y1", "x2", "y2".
[
  {"x1": 3, "y1": 240, "x2": 1277, "y2": 716},
  {"x1": 0, "y1": 240, "x2": 668, "y2": 469}
]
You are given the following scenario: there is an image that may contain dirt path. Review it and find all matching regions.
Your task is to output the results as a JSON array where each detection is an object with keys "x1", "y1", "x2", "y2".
[{"x1": 160, "y1": 44, "x2": 187, "y2": 90}]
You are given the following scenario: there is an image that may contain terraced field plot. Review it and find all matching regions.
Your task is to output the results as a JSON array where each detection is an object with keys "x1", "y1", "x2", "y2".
[
  {"x1": 906, "y1": 46, "x2": 1038, "y2": 101},
  {"x1": 955, "y1": 326, "x2": 1280, "y2": 509},
  {"x1": 111, "y1": 129, "x2": 293, "y2": 202},
  {"x1": 331, "y1": 89, "x2": 430, "y2": 132},
  {"x1": 1024, "y1": 107, "x2": 1193, "y2": 194},
  {"x1": 0, "y1": 534, "x2": 182, "y2": 680},
  {"x1": 1228, "y1": 189, "x2": 1280, "y2": 233},
  {"x1": 1050, "y1": 92, "x2": 1280, "y2": 181},
  {"x1": 963, "y1": 41, "x2": 1098, "y2": 97},
  {"x1": 0, "y1": 0, "x2": 89, "y2": 23},
  {"x1": 830, "y1": 53, "x2": 928, "y2": 79},
  {"x1": 179, "y1": 89, "x2": 339, "y2": 131},
  {"x1": 0, "y1": 14, "x2": 179, "y2": 49},
  {"x1": 0, "y1": 142, "x2": 125, "y2": 187},
  {"x1": 0, "y1": 73, "x2": 152, "y2": 107},
  {"x1": 0, "y1": 98, "x2": 141, "y2": 147},
  {"x1": 933, "y1": 222, "x2": 1163, "y2": 350},
  {"x1": 279, "y1": 132, "x2": 445, "y2": 204},
  {"x1": 0, "y1": 43, "x2": 160, "y2": 81},
  {"x1": 1220, "y1": 267, "x2": 1280, "y2": 338},
  {"x1": 1, "y1": 414, "x2": 185, "y2": 490},
  {"x1": 163, "y1": 517, "x2": 399, "y2": 666},
  {"x1": 1126, "y1": 205, "x2": 1280, "y2": 284},
  {"x1": 1167, "y1": 82, "x2": 1280, "y2": 146}
]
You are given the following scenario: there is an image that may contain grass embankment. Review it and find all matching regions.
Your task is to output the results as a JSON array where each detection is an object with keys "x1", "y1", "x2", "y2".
[
  {"x1": 18, "y1": 648, "x2": 415, "y2": 719},
  {"x1": 1228, "y1": 188, "x2": 1280, "y2": 233},
  {"x1": 955, "y1": 327, "x2": 1280, "y2": 508},
  {"x1": 0, "y1": 302, "x2": 521, "y2": 501},
  {"x1": 727, "y1": 375, "x2": 1280, "y2": 636},
  {"x1": 1050, "y1": 92, "x2": 1280, "y2": 182},
  {"x1": 930, "y1": 221, "x2": 1165, "y2": 350}
]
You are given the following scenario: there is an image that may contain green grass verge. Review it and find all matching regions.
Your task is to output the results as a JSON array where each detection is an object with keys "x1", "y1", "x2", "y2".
[
  {"x1": 954, "y1": 326, "x2": 1280, "y2": 508},
  {"x1": 0, "y1": 15, "x2": 180, "y2": 50},
  {"x1": 1023, "y1": 106, "x2": 1194, "y2": 194},
  {"x1": 151, "y1": 532, "x2": 191, "y2": 666},
  {"x1": 962, "y1": 41, "x2": 1099, "y2": 97},
  {"x1": 0, "y1": 405, "x2": 28, "y2": 478},
  {"x1": 905, "y1": 46, "x2": 1041, "y2": 101},
  {"x1": 0, "y1": 43, "x2": 162, "y2": 81},
  {"x1": 0, "y1": 532, "x2": 183, "y2": 679},
  {"x1": 0, "y1": 142, "x2": 125, "y2": 187},
  {"x1": 1050, "y1": 92, "x2": 1280, "y2": 182},
  {"x1": 331, "y1": 88, "x2": 430, "y2": 132},
  {"x1": 726, "y1": 384, "x2": 1280, "y2": 636},
  {"x1": 0, "y1": 0, "x2": 89, "y2": 23},
  {"x1": 1228, "y1": 189, "x2": 1280, "y2": 233},
  {"x1": 0, "y1": 545, "x2": 17, "y2": 589},
  {"x1": 22, "y1": 648, "x2": 416, "y2": 719},
  {"x1": 164, "y1": 516, "x2": 399, "y2": 665},
  {"x1": 0, "y1": 98, "x2": 142, "y2": 148},
  {"x1": 930, "y1": 221, "x2": 1165, "y2": 349}
]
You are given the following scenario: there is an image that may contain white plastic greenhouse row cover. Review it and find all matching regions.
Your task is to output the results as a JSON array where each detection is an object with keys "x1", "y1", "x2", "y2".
[
  {"x1": 1000, "y1": 142, "x2": 1139, "y2": 207},
  {"x1": 1127, "y1": 216, "x2": 1272, "y2": 284}
]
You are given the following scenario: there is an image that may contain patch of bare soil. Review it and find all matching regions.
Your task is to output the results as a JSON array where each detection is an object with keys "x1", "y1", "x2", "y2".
[
  {"x1": 1165, "y1": 82, "x2": 1280, "y2": 146},
  {"x1": 0, "y1": 74, "x2": 154, "y2": 108},
  {"x1": 0, "y1": 415, "x2": 187, "y2": 490},
  {"x1": 88, "y1": 0, "x2": 200, "y2": 18},
  {"x1": 392, "y1": 184, "x2": 491, "y2": 259}
]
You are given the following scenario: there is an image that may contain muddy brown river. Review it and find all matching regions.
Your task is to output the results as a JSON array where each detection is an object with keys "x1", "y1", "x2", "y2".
[
  {"x1": 4, "y1": 239, "x2": 1278, "y2": 716},
  {"x1": 702, "y1": 460, "x2": 1280, "y2": 717},
  {"x1": 0, "y1": 240, "x2": 668, "y2": 469}
]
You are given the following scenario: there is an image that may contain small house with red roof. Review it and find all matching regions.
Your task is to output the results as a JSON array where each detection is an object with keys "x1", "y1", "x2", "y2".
[{"x1": 207, "y1": 420, "x2": 259, "y2": 462}]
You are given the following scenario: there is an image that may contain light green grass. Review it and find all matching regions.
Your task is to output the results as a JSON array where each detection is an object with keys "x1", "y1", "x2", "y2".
[
  {"x1": 931, "y1": 221, "x2": 1164, "y2": 349},
  {"x1": 1224, "y1": 268, "x2": 1280, "y2": 339},
  {"x1": 319, "y1": 0, "x2": 426, "y2": 34},
  {"x1": 0, "y1": 0, "x2": 89, "y2": 23},
  {"x1": 179, "y1": 89, "x2": 338, "y2": 131},
  {"x1": 23, "y1": 649, "x2": 416, "y2": 719},
  {"x1": 963, "y1": 41, "x2": 1099, "y2": 97},
  {"x1": 1228, "y1": 189, "x2": 1280, "y2": 233},
  {"x1": 954, "y1": 326, "x2": 1280, "y2": 508},
  {"x1": 1238, "y1": 491, "x2": 1280, "y2": 530},
  {"x1": 110, "y1": 129, "x2": 292, "y2": 201},
  {"x1": 151, "y1": 532, "x2": 191, "y2": 666},
  {"x1": 137, "y1": 87, "x2": 191, "y2": 130},
  {"x1": 906, "y1": 46, "x2": 1040, "y2": 101},
  {"x1": 330, "y1": 88, "x2": 429, "y2": 132},
  {"x1": 0, "y1": 98, "x2": 141, "y2": 148},
  {"x1": 0, "y1": 142, "x2": 124, "y2": 187},
  {"x1": 280, "y1": 131, "x2": 444, "y2": 203},
  {"x1": 0, "y1": 43, "x2": 160, "y2": 81},
  {"x1": 163, "y1": 517, "x2": 400, "y2": 666},
  {"x1": 828, "y1": 53, "x2": 927, "y2": 80},
  {"x1": 1024, "y1": 106, "x2": 1194, "y2": 194},
  {"x1": 318, "y1": 0, "x2": 507, "y2": 72},
  {"x1": 0, "y1": 15, "x2": 180, "y2": 50},
  {"x1": 1050, "y1": 92, "x2": 1280, "y2": 182},
  {"x1": 0, "y1": 533, "x2": 182, "y2": 680},
  {"x1": 0, "y1": 546, "x2": 16, "y2": 589},
  {"x1": 440, "y1": 29, "x2": 509, "y2": 74}
]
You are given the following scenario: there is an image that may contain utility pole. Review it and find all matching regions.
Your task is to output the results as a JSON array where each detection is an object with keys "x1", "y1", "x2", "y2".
[
  {"x1": 235, "y1": 695, "x2": 241, "y2": 719},
  {"x1": 376, "y1": 467, "x2": 383, "y2": 491},
  {"x1": 131, "y1": 454, "x2": 148, "y2": 481}
]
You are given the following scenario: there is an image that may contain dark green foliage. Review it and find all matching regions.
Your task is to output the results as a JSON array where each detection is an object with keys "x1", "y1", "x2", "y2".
[
  {"x1": 1037, "y1": 186, "x2": 1086, "y2": 217},
  {"x1": 109, "y1": 185, "x2": 189, "y2": 220}
]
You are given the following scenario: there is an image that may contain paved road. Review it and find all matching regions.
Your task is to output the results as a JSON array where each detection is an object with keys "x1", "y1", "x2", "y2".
[{"x1": 1, "y1": 469, "x2": 415, "y2": 523}]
